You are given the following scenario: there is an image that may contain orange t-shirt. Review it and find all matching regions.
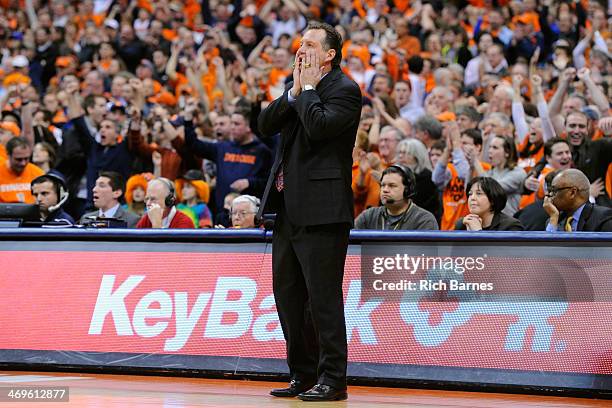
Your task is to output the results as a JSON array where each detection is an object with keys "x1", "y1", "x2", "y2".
[
  {"x1": 441, "y1": 161, "x2": 491, "y2": 230},
  {"x1": 0, "y1": 161, "x2": 44, "y2": 203},
  {"x1": 352, "y1": 163, "x2": 381, "y2": 218}
]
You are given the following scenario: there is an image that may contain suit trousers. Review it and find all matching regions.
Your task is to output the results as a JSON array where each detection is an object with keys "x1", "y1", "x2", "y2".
[{"x1": 272, "y1": 198, "x2": 350, "y2": 390}]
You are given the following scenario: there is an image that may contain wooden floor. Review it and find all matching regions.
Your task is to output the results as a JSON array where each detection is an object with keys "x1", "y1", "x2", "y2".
[{"x1": 0, "y1": 371, "x2": 608, "y2": 407}]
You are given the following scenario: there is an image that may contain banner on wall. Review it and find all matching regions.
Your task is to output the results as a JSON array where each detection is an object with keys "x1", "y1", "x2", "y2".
[{"x1": 0, "y1": 239, "x2": 611, "y2": 389}]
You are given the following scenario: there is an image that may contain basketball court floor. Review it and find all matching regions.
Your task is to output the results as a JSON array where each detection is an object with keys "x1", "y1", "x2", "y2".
[{"x1": 0, "y1": 371, "x2": 608, "y2": 407}]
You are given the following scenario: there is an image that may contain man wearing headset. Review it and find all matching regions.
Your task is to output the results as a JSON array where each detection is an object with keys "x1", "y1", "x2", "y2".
[
  {"x1": 30, "y1": 170, "x2": 75, "y2": 225},
  {"x1": 355, "y1": 165, "x2": 439, "y2": 230},
  {"x1": 137, "y1": 177, "x2": 194, "y2": 229}
]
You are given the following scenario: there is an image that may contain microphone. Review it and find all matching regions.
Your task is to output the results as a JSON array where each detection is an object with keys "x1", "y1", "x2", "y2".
[{"x1": 47, "y1": 190, "x2": 69, "y2": 213}]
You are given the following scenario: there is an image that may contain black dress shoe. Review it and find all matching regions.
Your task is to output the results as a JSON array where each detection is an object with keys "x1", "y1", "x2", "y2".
[
  {"x1": 297, "y1": 384, "x2": 348, "y2": 401},
  {"x1": 270, "y1": 379, "x2": 316, "y2": 397}
]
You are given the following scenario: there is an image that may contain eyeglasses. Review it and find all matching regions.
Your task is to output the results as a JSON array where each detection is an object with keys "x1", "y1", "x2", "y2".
[
  {"x1": 231, "y1": 210, "x2": 254, "y2": 218},
  {"x1": 547, "y1": 186, "x2": 574, "y2": 196}
]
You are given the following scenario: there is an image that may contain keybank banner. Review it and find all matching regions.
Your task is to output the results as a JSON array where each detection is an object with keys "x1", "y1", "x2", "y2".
[{"x1": 0, "y1": 240, "x2": 610, "y2": 378}]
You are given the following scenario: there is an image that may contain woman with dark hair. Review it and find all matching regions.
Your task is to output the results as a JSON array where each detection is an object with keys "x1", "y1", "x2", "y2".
[
  {"x1": 32, "y1": 142, "x2": 56, "y2": 173},
  {"x1": 455, "y1": 177, "x2": 524, "y2": 231},
  {"x1": 474, "y1": 134, "x2": 526, "y2": 216}
]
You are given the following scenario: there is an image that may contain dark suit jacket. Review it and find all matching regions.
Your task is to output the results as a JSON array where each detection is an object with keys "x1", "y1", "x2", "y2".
[
  {"x1": 257, "y1": 67, "x2": 362, "y2": 226},
  {"x1": 79, "y1": 205, "x2": 141, "y2": 228},
  {"x1": 559, "y1": 202, "x2": 612, "y2": 232},
  {"x1": 455, "y1": 212, "x2": 524, "y2": 231}
]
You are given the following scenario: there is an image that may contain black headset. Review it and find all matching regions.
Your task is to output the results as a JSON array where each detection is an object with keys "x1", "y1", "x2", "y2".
[
  {"x1": 383, "y1": 164, "x2": 416, "y2": 200},
  {"x1": 31, "y1": 171, "x2": 69, "y2": 212},
  {"x1": 157, "y1": 177, "x2": 176, "y2": 207}
]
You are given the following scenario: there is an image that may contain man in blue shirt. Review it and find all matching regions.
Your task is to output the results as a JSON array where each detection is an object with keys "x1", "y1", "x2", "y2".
[
  {"x1": 543, "y1": 169, "x2": 612, "y2": 232},
  {"x1": 183, "y1": 101, "x2": 272, "y2": 212}
]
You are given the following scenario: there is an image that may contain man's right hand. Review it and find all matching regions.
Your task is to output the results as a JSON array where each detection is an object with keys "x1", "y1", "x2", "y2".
[
  {"x1": 291, "y1": 55, "x2": 302, "y2": 98},
  {"x1": 148, "y1": 203, "x2": 164, "y2": 228}
]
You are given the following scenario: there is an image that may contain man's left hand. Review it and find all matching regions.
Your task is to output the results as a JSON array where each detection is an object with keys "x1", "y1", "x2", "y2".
[
  {"x1": 300, "y1": 49, "x2": 324, "y2": 89},
  {"x1": 230, "y1": 178, "x2": 249, "y2": 192}
]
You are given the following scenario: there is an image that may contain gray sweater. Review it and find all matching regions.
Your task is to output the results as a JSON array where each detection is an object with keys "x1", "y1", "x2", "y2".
[
  {"x1": 355, "y1": 202, "x2": 439, "y2": 230},
  {"x1": 485, "y1": 166, "x2": 526, "y2": 216}
]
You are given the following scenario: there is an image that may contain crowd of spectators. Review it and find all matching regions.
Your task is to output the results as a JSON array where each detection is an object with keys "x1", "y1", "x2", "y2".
[{"x1": 0, "y1": 0, "x2": 610, "y2": 231}]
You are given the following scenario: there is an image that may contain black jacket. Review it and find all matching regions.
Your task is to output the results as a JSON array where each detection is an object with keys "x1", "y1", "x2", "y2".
[
  {"x1": 559, "y1": 202, "x2": 612, "y2": 232},
  {"x1": 413, "y1": 168, "x2": 441, "y2": 222},
  {"x1": 257, "y1": 67, "x2": 362, "y2": 226},
  {"x1": 456, "y1": 212, "x2": 524, "y2": 231}
]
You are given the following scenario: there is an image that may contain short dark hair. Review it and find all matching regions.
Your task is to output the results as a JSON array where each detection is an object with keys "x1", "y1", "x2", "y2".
[
  {"x1": 31, "y1": 174, "x2": 62, "y2": 198},
  {"x1": 466, "y1": 176, "x2": 507, "y2": 214},
  {"x1": 544, "y1": 169, "x2": 561, "y2": 191},
  {"x1": 98, "y1": 171, "x2": 124, "y2": 194},
  {"x1": 6, "y1": 136, "x2": 29, "y2": 156},
  {"x1": 232, "y1": 104, "x2": 252, "y2": 123},
  {"x1": 408, "y1": 55, "x2": 424, "y2": 74},
  {"x1": 84, "y1": 95, "x2": 105, "y2": 111},
  {"x1": 461, "y1": 128, "x2": 483, "y2": 147},
  {"x1": 381, "y1": 164, "x2": 415, "y2": 192},
  {"x1": 305, "y1": 21, "x2": 343, "y2": 68},
  {"x1": 544, "y1": 137, "x2": 571, "y2": 158},
  {"x1": 430, "y1": 139, "x2": 446, "y2": 152}
]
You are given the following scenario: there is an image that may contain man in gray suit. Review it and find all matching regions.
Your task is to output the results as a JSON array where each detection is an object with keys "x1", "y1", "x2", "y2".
[{"x1": 79, "y1": 171, "x2": 140, "y2": 228}]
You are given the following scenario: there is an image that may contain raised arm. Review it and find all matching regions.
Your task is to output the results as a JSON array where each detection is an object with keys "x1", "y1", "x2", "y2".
[
  {"x1": 572, "y1": 30, "x2": 591, "y2": 70},
  {"x1": 511, "y1": 74, "x2": 529, "y2": 144},
  {"x1": 548, "y1": 67, "x2": 575, "y2": 135},
  {"x1": 126, "y1": 107, "x2": 155, "y2": 160},
  {"x1": 182, "y1": 103, "x2": 218, "y2": 161},
  {"x1": 531, "y1": 74, "x2": 556, "y2": 142},
  {"x1": 247, "y1": 36, "x2": 272, "y2": 66},
  {"x1": 20, "y1": 102, "x2": 35, "y2": 148},
  {"x1": 166, "y1": 41, "x2": 182, "y2": 82},
  {"x1": 578, "y1": 67, "x2": 610, "y2": 114}
]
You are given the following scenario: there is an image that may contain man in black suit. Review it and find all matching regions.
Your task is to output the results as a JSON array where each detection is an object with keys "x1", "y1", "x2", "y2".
[
  {"x1": 543, "y1": 169, "x2": 612, "y2": 232},
  {"x1": 257, "y1": 21, "x2": 362, "y2": 402}
]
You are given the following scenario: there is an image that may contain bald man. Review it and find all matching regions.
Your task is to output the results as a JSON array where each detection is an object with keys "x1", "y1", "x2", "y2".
[
  {"x1": 136, "y1": 178, "x2": 195, "y2": 229},
  {"x1": 543, "y1": 169, "x2": 612, "y2": 232}
]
